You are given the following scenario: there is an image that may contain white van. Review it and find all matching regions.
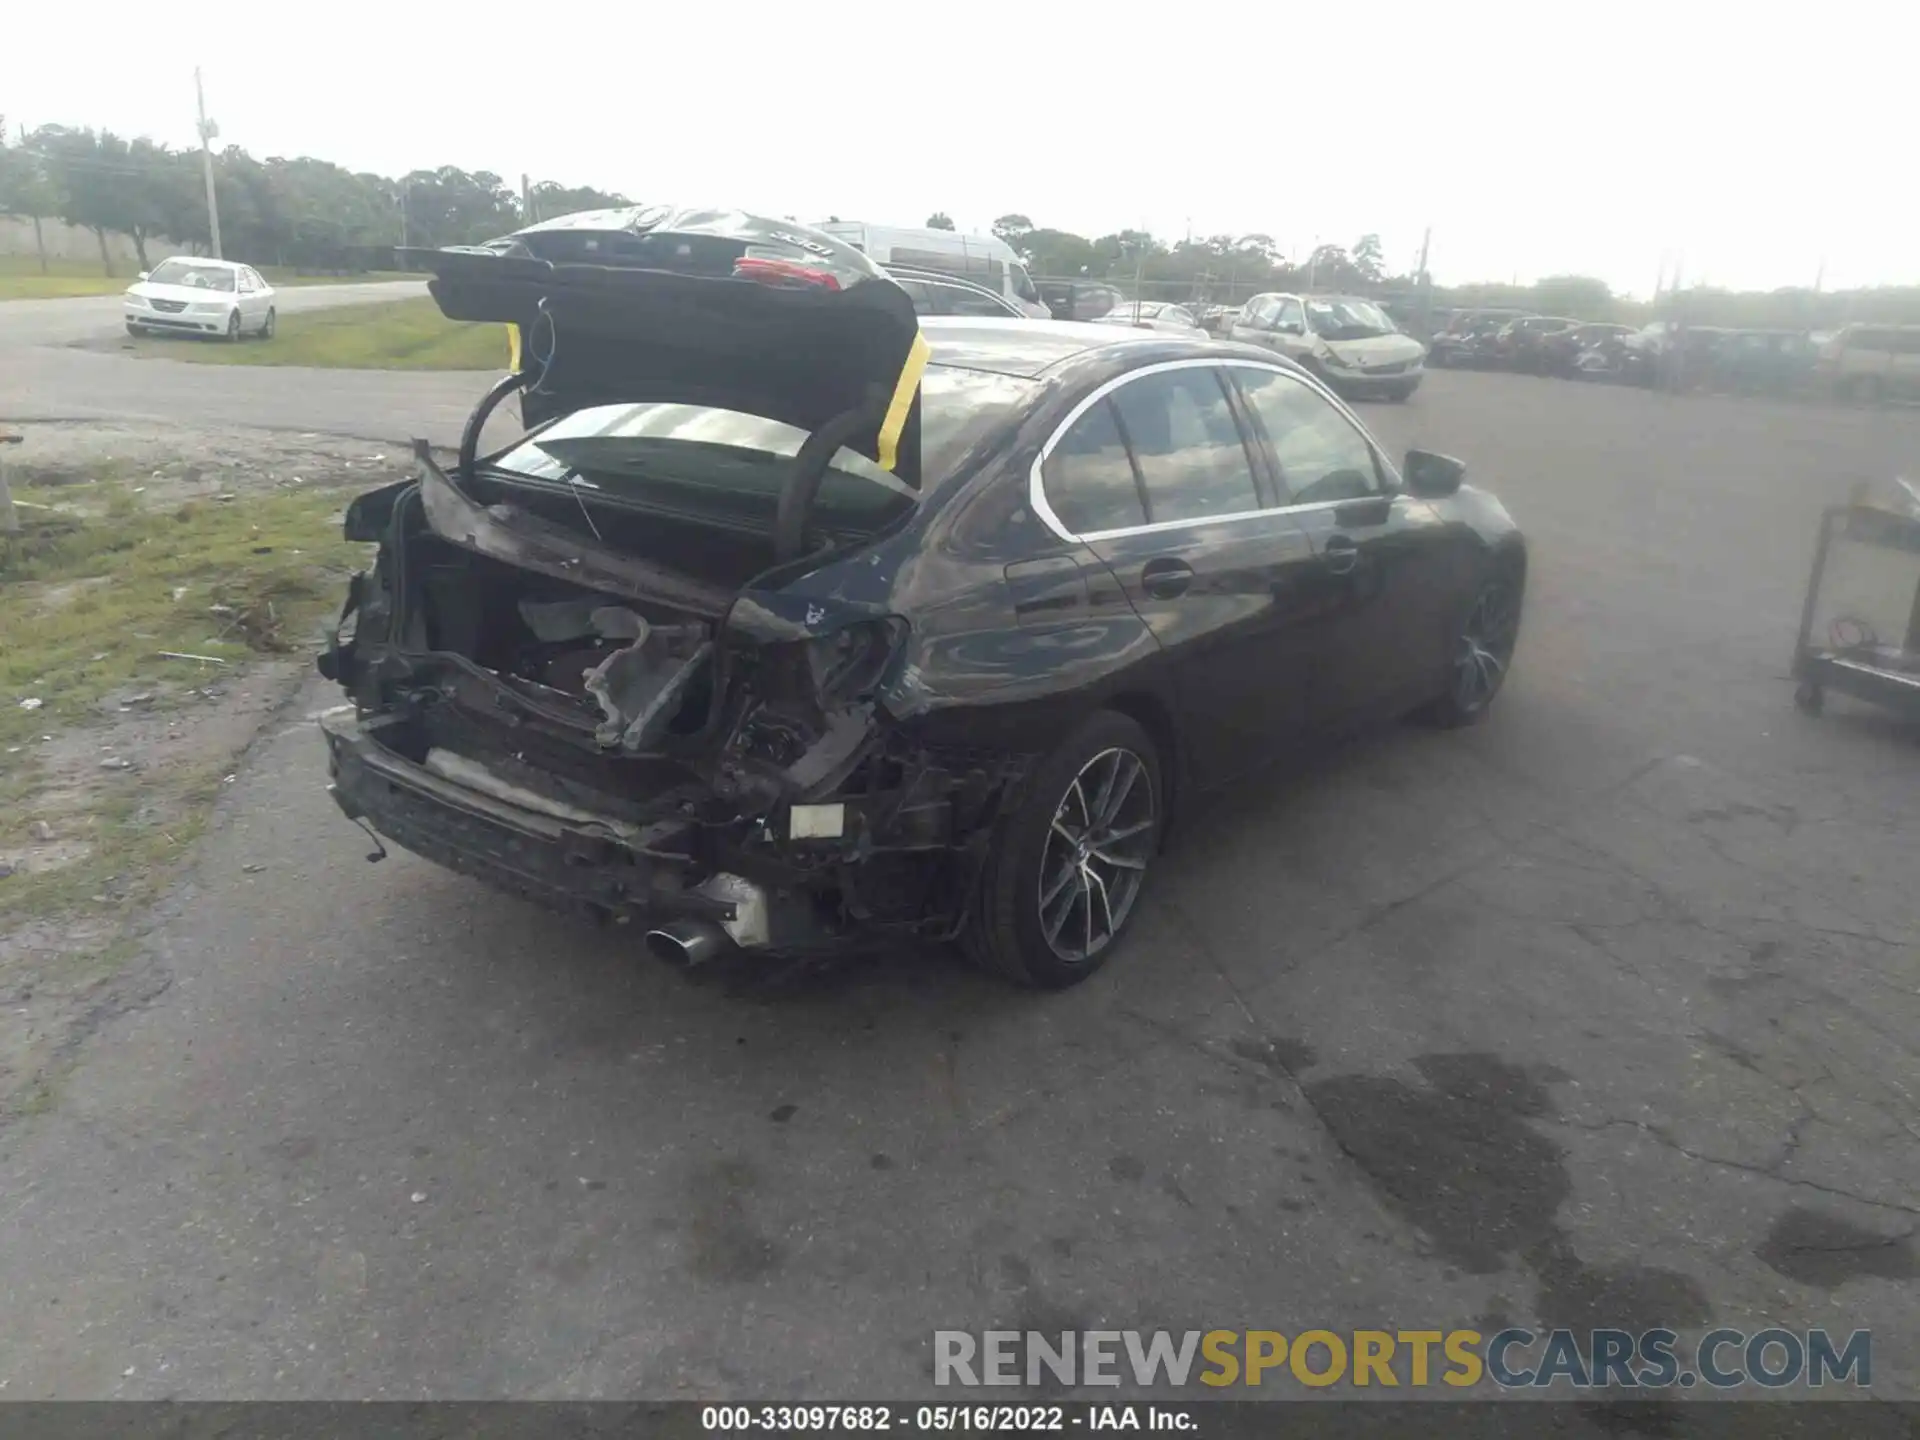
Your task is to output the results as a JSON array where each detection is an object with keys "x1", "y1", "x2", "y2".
[{"x1": 813, "y1": 222, "x2": 1049, "y2": 317}]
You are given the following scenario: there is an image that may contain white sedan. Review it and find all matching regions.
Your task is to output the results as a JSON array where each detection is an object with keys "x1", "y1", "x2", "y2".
[
  {"x1": 124, "y1": 257, "x2": 277, "y2": 341},
  {"x1": 1091, "y1": 300, "x2": 1207, "y2": 337}
]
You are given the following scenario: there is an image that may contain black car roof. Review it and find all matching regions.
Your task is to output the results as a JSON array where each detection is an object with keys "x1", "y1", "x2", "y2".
[{"x1": 919, "y1": 316, "x2": 1239, "y2": 379}]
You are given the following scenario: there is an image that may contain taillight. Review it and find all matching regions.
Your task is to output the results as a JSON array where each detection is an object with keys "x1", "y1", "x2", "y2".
[{"x1": 733, "y1": 256, "x2": 842, "y2": 291}]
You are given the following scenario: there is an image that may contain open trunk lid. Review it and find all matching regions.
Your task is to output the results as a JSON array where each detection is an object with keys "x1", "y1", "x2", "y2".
[{"x1": 404, "y1": 206, "x2": 929, "y2": 487}]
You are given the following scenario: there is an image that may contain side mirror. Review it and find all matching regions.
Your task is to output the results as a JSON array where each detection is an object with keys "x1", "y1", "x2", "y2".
[
  {"x1": 137, "y1": 271, "x2": 150, "y2": 281},
  {"x1": 1403, "y1": 448, "x2": 1466, "y2": 498}
]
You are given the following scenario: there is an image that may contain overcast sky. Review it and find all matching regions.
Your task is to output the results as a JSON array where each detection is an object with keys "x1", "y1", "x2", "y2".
[{"x1": 6, "y1": 1, "x2": 1912, "y2": 296}]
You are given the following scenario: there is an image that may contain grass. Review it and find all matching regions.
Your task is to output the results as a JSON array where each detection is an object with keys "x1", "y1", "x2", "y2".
[
  {"x1": 0, "y1": 254, "x2": 415, "y2": 301},
  {"x1": 2, "y1": 481, "x2": 373, "y2": 925},
  {"x1": 122, "y1": 296, "x2": 510, "y2": 371},
  {"x1": 2, "y1": 483, "x2": 368, "y2": 747}
]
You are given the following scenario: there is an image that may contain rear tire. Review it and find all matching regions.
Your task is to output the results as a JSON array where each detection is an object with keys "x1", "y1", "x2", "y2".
[
  {"x1": 259, "y1": 307, "x2": 276, "y2": 340},
  {"x1": 225, "y1": 309, "x2": 242, "y2": 342},
  {"x1": 964, "y1": 710, "x2": 1163, "y2": 988}
]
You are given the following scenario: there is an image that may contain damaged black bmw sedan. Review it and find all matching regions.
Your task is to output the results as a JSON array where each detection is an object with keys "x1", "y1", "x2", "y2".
[{"x1": 318, "y1": 208, "x2": 1525, "y2": 988}]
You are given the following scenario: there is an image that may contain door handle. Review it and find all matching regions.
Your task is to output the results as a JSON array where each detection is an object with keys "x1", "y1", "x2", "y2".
[
  {"x1": 1140, "y1": 557, "x2": 1194, "y2": 599},
  {"x1": 1323, "y1": 535, "x2": 1360, "y2": 576}
]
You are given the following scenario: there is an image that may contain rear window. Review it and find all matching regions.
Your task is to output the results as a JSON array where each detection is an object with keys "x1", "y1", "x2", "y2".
[{"x1": 489, "y1": 365, "x2": 1037, "y2": 530}]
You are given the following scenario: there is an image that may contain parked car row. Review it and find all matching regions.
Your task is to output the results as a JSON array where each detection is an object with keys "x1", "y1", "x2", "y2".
[
  {"x1": 1428, "y1": 307, "x2": 1920, "y2": 402},
  {"x1": 1427, "y1": 312, "x2": 1630, "y2": 376}
]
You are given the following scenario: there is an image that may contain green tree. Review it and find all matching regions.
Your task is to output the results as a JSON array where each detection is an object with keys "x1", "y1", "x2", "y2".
[
  {"x1": 398, "y1": 167, "x2": 518, "y2": 248},
  {"x1": 1530, "y1": 274, "x2": 1613, "y2": 320},
  {"x1": 1352, "y1": 233, "x2": 1385, "y2": 284},
  {"x1": 1020, "y1": 227, "x2": 1096, "y2": 277},
  {"x1": 925, "y1": 211, "x2": 955, "y2": 230},
  {"x1": 0, "y1": 118, "x2": 59, "y2": 273},
  {"x1": 992, "y1": 213, "x2": 1034, "y2": 253},
  {"x1": 29, "y1": 125, "x2": 131, "y2": 272},
  {"x1": 528, "y1": 180, "x2": 631, "y2": 224},
  {"x1": 1305, "y1": 243, "x2": 1360, "y2": 291}
]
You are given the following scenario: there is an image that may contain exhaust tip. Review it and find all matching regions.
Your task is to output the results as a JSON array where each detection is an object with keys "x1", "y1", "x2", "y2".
[
  {"x1": 644, "y1": 929, "x2": 694, "y2": 966},
  {"x1": 644, "y1": 920, "x2": 729, "y2": 968}
]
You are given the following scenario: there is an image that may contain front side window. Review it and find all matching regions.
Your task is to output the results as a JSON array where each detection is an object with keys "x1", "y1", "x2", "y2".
[
  {"x1": 1276, "y1": 298, "x2": 1305, "y2": 331},
  {"x1": 1233, "y1": 367, "x2": 1381, "y2": 506},
  {"x1": 1011, "y1": 263, "x2": 1039, "y2": 304},
  {"x1": 1041, "y1": 399, "x2": 1146, "y2": 535},
  {"x1": 1108, "y1": 368, "x2": 1260, "y2": 525}
]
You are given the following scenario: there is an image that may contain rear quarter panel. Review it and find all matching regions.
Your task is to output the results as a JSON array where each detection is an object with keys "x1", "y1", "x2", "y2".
[{"x1": 784, "y1": 403, "x2": 1174, "y2": 759}]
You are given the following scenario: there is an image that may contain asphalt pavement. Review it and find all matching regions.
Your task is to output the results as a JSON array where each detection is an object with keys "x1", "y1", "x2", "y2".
[
  {"x1": 1, "y1": 322, "x2": 1917, "y2": 1403},
  {"x1": 0, "y1": 280, "x2": 489, "y2": 444}
]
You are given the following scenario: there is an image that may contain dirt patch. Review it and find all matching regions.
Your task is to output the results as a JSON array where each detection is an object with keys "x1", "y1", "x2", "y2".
[
  {"x1": 2, "y1": 418, "x2": 418, "y2": 514},
  {"x1": 24, "y1": 576, "x2": 114, "y2": 613},
  {"x1": 1, "y1": 420, "x2": 386, "y2": 1122}
]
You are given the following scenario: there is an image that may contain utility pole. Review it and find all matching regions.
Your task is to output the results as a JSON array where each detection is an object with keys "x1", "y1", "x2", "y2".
[
  {"x1": 521, "y1": 173, "x2": 535, "y2": 225},
  {"x1": 1415, "y1": 225, "x2": 1432, "y2": 334},
  {"x1": 195, "y1": 68, "x2": 222, "y2": 259}
]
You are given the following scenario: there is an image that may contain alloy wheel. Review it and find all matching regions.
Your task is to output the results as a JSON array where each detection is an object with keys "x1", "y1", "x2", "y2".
[
  {"x1": 1452, "y1": 582, "x2": 1520, "y2": 713},
  {"x1": 1037, "y1": 746, "x2": 1156, "y2": 964}
]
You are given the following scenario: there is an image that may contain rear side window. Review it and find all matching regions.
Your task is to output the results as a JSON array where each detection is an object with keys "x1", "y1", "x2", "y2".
[
  {"x1": 1041, "y1": 400, "x2": 1146, "y2": 535},
  {"x1": 1233, "y1": 368, "x2": 1382, "y2": 505},
  {"x1": 944, "y1": 287, "x2": 1016, "y2": 317},
  {"x1": 1108, "y1": 368, "x2": 1260, "y2": 525},
  {"x1": 894, "y1": 279, "x2": 938, "y2": 313}
]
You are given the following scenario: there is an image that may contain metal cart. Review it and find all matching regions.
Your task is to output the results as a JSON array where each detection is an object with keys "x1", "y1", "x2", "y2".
[{"x1": 1791, "y1": 495, "x2": 1920, "y2": 719}]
